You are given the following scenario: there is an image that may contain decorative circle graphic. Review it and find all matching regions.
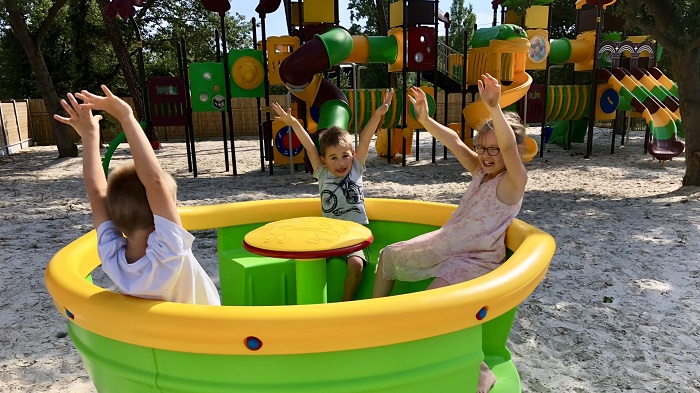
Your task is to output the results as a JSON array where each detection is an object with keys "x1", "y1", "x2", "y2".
[
  {"x1": 599, "y1": 88, "x2": 619, "y2": 114},
  {"x1": 232, "y1": 56, "x2": 264, "y2": 89},
  {"x1": 274, "y1": 126, "x2": 304, "y2": 157},
  {"x1": 528, "y1": 35, "x2": 549, "y2": 64}
]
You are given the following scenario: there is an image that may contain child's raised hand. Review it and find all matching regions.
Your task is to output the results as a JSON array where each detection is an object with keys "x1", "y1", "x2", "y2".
[
  {"x1": 407, "y1": 86, "x2": 429, "y2": 123},
  {"x1": 375, "y1": 88, "x2": 394, "y2": 116},
  {"x1": 477, "y1": 73, "x2": 501, "y2": 109},
  {"x1": 53, "y1": 93, "x2": 103, "y2": 139},
  {"x1": 75, "y1": 85, "x2": 133, "y2": 122},
  {"x1": 271, "y1": 102, "x2": 299, "y2": 126}
]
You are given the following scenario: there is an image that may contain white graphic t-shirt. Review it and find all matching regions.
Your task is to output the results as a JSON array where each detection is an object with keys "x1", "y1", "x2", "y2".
[{"x1": 314, "y1": 159, "x2": 368, "y2": 224}]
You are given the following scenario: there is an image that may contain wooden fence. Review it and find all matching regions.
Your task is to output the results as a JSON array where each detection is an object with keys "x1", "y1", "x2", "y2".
[
  {"x1": 26, "y1": 93, "x2": 472, "y2": 145},
  {"x1": 1, "y1": 100, "x2": 32, "y2": 156}
]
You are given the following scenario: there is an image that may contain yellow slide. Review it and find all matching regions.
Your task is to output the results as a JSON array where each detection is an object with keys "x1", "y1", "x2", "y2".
[{"x1": 463, "y1": 70, "x2": 538, "y2": 161}]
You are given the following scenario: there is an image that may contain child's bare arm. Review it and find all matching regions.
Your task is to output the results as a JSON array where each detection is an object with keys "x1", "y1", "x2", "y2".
[
  {"x1": 408, "y1": 87, "x2": 480, "y2": 175},
  {"x1": 355, "y1": 89, "x2": 394, "y2": 164},
  {"x1": 271, "y1": 103, "x2": 321, "y2": 172},
  {"x1": 478, "y1": 74, "x2": 528, "y2": 201},
  {"x1": 76, "y1": 85, "x2": 182, "y2": 226},
  {"x1": 54, "y1": 93, "x2": 109, "y2": 229}
]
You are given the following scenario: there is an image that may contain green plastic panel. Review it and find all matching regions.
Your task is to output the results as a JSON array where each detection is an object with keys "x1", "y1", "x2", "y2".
[{"x1": 189, "y1": 62, "x2": 227, "y2": 112}]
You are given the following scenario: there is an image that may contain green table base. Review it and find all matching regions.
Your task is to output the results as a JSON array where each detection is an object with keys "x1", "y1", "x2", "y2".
[{"x1": 294, "y1": 258, "x2": 328, "y2": 304}]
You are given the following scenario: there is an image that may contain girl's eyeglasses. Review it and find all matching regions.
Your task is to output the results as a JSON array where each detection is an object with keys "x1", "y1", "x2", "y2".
[{"x1": 473, "y1": 145, "x2": 501, "y2": 156}]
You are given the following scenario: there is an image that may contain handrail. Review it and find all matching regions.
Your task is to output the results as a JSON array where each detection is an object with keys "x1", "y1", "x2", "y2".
[{"x1": 436, "y1": 41, "x2": 464, "y2": 84}]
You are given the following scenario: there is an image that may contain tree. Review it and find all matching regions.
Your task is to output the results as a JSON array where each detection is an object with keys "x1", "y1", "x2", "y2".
[
  {"x1": 447, "y1": 0, "x2": 476, "y2": 54},
  {"x1": 2, "y1": 0, "x2": 78, "y2": 157},
  {"x1": 92, "y1": 0, "x2": 252, "y2": 141},
  {"x1": 615, "y1": 0, "x2": 700, "y2": 186}
]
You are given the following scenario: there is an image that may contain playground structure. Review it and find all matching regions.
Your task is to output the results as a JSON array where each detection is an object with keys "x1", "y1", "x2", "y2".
[
  {"x1": 45, "y1": 198, "x2": 555, "y2": 392},
  {"x1": 248, "y1": 0, "x2": 542, "y2": 172},
  {"x1": 492, "y1": 0, "x2": 683, "y2": 161}
]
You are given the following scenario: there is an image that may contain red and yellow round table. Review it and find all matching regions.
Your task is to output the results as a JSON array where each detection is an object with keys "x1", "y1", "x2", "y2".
[{"x1": 243, "y1": 216, "x2": 373, "y2": 304}]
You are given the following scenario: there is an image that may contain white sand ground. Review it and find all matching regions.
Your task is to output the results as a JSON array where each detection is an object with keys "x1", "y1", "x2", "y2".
[{"x1": 1, "y1": 127, "x2": 699, "y2": 392}]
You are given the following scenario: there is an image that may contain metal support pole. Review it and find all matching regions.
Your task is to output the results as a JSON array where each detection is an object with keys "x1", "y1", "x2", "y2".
[
  {"x1": 260, "y1": 15, "x2": 274, "y2": 175},
  {"x1": 180, "y1": 38, "x2": 197, "y2": 177},
  {"x1": 585, "y1": 5, "x2": 604, "y2": 159},
  {"x1": 219, "y1": 11, "x2": 238, "y2": 175},
  {"x1": 215, "y1": 29, "x2": 230, "y2": 172}
]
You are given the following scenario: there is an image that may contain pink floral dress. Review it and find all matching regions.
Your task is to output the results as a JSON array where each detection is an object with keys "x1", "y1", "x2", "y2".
[{"x1": 380, "y1": 170, "x2": 522, "y2": 285}]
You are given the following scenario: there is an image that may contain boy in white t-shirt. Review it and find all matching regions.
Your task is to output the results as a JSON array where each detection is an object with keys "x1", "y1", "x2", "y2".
[{"x1": 54, "y1": 85, "x2": 220, "y2": 306}]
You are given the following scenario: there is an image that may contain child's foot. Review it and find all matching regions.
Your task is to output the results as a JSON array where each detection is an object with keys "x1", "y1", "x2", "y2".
[{"x1": 477, "y1": 361, "x2": 496, "y2": 393}]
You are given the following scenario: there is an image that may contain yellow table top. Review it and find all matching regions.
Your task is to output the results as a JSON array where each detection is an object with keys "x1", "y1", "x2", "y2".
[{"x1": 243, "y1": 216, "x2": 373, "y2": 258}]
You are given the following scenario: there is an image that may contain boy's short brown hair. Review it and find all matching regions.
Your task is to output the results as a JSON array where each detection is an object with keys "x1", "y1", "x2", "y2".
[
  {"x1": 317, "y1": 126, "x2": 354, "y2": 157},
  {"x1": 106, "y1": 161, "x2": 177, "y2": 236},
  {"x1": 476, "y1": 111, "x2": 526, "y2": 145}
]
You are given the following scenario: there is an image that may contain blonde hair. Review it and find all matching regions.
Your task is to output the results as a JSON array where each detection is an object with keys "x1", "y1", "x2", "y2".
[
  {"x1": 317, "y1": 126, "x2": 354, "y2": 157},
  {"x1": 106, "y1": 161, "x2": 177, "y2": 236},
  {"x1": 476, "y1": 111, "x2": 526, "y2": 145}
]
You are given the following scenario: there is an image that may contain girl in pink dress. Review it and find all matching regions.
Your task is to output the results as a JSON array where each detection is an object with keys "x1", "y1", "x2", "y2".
[{"x1": 372, "y1": 73, "x2": 528, "y2": 393}]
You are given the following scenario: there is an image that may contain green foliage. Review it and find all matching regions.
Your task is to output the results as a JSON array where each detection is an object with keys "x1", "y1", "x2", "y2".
[
  {"x1": 140, "y1": 0, "x2": 252, "y2": 78},
  {"x1": 0, "y1": 0, "x2": 253, "y2": 99},
  {"x1": 448, "y1": 0, "x2": 476, "y2": 52},
  {"x1": 504, "y1": 0, "x2": 533, "y2": 19},
  {"x1": 613, "y1": 0, "x2": 700, "y2": 51},
  {"x1": 549, "y1": 0, "x2": 577, "y2": 39},
  {"x1": 348, "y1": 0, "x2": 385, "y2": 36}
]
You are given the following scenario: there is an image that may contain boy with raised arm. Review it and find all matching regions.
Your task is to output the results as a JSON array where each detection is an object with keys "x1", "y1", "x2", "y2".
[
  {"x1": 54, "y1": 86, "x2": 220, "y2": 305},
  {"x1": 271, "y1": 89, "x2": 394, "y2": 301}
]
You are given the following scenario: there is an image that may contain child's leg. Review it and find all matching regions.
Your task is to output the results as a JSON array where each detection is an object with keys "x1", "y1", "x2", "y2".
[
  {"x1": 426, "y1": 277, "x2": 450, "y2": 290},
  {"x1": 371, "y1": 254, "x2": 395, "y2": 298},
  {"x1": 343, "y1": 255, "x2": 364, "y2": 301},
  {"x1": 428, "y1": 277, "x2": 496, "y2": 392},
  {"x1": 478, "y1": 361, "x2": 496, "y2": 393}
]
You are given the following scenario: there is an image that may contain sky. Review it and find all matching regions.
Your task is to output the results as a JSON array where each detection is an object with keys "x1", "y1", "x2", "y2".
[{"x1": 229, "y1": 1, "x2": 496, "y2": 38}]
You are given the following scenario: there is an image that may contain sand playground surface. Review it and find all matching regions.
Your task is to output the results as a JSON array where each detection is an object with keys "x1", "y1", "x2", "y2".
[{"x1": 1, "y1": 127, "x2": 699, "y2": 392}]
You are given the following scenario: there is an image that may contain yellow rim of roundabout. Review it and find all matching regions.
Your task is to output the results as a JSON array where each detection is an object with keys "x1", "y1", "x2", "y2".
[{"x1": 45, "y1": 198, "x2": 555, "y2": 355}]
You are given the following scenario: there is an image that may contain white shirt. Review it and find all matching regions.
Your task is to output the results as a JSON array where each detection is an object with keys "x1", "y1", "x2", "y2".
[
  {"x1": 314, "y1": 159, "x2": 368, "y2": 224},
  {"x1": 97, "y1": 215, "x2": 221, "y2": 305}
]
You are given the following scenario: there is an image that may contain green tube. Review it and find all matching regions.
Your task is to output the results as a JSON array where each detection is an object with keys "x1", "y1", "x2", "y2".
[
  {"x1": 384, "y1": 90, "x2": 402, "y2": 129},
  {"x1": 364, "y1": 90, "x2": 373, "y2": 128},
  {"x1": 548, "y1": 38, "x2": 572, "y2": 64},
  {"x1": 316, "y1": 28, "x2": 354, "y2": 68},
  {"x1": 317, "y1": 99, "x2": 351, "y2": 130},
  {"x1": 651, "y1": 118, "x2": 676, "y2": 141},
  {"x1": 102, "y1": 131, "x2": 126, "y2": 176},
  {"x1": 675, "y1": 119, "x2": 684, "y2": 139},
  {"x1": 367, "y1": 36, "x2": 398, "y2": 64},
  {"x1": 649, "y1": 86, "x2": 670, "y2": 103},
  {"x1": 670, "y1": 82, "x2": 679, "y2": 97}
]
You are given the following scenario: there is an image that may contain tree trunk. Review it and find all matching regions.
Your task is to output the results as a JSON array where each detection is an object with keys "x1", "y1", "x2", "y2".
[
  {"x1": 31, "y1": 47, "x2": 80, "y2": 157},
  {"x1": 672, "y1": 50, "x2": 700, "y2": 186},
  {"x1": 5, "y1": 0, "x2": 78, "y2": 157},
  {"x1": 95, "y1": 0, "x2": 152, "y2": 140}
]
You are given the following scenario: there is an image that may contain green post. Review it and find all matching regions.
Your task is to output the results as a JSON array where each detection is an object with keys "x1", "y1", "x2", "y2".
[{"x1": 294, "y1": 258, "x2": 327, "y2": 304}]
